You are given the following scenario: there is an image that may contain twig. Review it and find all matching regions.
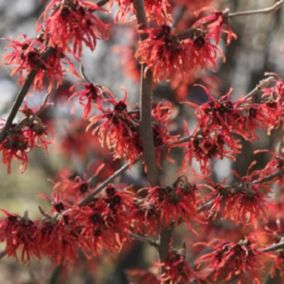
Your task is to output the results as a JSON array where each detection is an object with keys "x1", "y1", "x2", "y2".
[
  {"x1": 0, "y1": 48, "x2": 54, "y2": 143},
  {"x1": 262, "y1": 241, "x2": 284, "y2": 253},
  {"x1": 177, "y1": 1, "x2": 283, "y2": 41},
  {"x1": 228, "y1": 0, "x2": 283, "y2": 18},
  {"x1": 242, "y1": 76, "x2": 275, "y2": 101}
]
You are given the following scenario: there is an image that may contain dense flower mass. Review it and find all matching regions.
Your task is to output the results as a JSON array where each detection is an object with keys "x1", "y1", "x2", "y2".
[
  {"x1": 86, "y1": 92, "x2": 177, "y2": 164},
  {"x1": 132, "y1": 176, "x2": 200, "y2": 234},
  {"x1": 37, "y1": 0, "x2": 109, "y2": 58},
  {"x1": 136, "y1": 13, "x2": 236, "y2": 83},
  {"x1": 196, "y1": 238, "x2": 267, "y2": 283},
  {"x1": 0, "y1": 0, "x2": 284, "y2": 283}
]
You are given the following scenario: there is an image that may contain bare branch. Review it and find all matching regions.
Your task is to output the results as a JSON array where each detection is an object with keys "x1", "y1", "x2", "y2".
[
  {"x1": 133, "y1": 0, "x2": 159, "y2": 186},
  {"x1": 228, "y1": 0, "x2": 283, "y2": 18},
  {"x1": 262, "y1": 240, "x2": 284, "y2": 253}
]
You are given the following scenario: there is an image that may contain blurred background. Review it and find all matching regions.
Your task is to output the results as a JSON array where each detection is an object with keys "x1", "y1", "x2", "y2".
[{"x1": 0, "y1": 0, "x2": 283, "y2": 283}]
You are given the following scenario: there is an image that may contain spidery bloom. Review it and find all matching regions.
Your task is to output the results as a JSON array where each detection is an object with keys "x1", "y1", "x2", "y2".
[
  {"x1": 87, "y1": 92, "x2": 141, "y2": 163},
  {"x1": 204, "y1": 175, "x2": 268, "y2": 226},
  {"x1": 0, "y1": 128, "x2": 29, "y2": 173},
  {"x1": 181, "y1": 128, "x2": 241, "y2": 174},
  {"x1": 142, "y1": 176, "x2": 200, "y2": 230},
  {"x1": 0, "y1": 104, "x2": 52, "y2": 173},
  {"x1": 159, "y1": 250, "x2": 200, "y2": 284},
  {"x1": 0, "y1": 211, "x2": 41, "y2": 262},
  {"x1": 136, "y1": 25, "x2": 187, "y2": 83},
  {"x1": 20, "y1": 105, "x2": 51, "y2": 151},
  {"x1": 195, "y1": 238, "x2": 266, "y2": 284},
  {"x1": 112, "y1": 0, "x2": 172, "y2": 24},
  {"x1": 68, "y1": 82, "x2": 112, "y2": 118},
  {"x1": 2, "y1": 35, "x2": 74, "y2": 92},
  {"x1": 66, "y1": 185, "x2": 134, "y2": 257},
  {"x1": 38, "y1": 0, "x2": 109, "y2": 57},
  {"x1": 136, "y1": 13, "x2": 236, "y2": 83},
  {"x1": 38, "y1": 218, "x2": 79, "y2": 264}
]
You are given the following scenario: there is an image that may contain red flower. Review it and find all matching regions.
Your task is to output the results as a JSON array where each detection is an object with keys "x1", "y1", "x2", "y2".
[
  {"x1": 20, "y1": 104, "x2": 51, "y2": 151},
  {"x1": 112, "y1": 0, "x2": 172, "y2": 24},
  {"x1": 38, "y1": 0, "x2": 109, "y2": 57},
  {"x1": 160, "y1": 250, "x2": 200, "y2": 284},
  {"x1": 38, "y1": 218, "x2": 79, "y2": 264},
  {"x1": 195, "y1": 238, "x2": 266, "y2": 283},
  {"x1": 0, "y1": 128, "x2": 29, "y2": 173},
  {"x1": 181, "y1": 128, "x2": 241, "y2": 174},
  {"x1": 3, "y1": 35, "x2": 71, "y2": 92},
  {"x1": 0, "y1": 211, "x2": 41, "y2": 262},
  {"x1": 87, "y1": 92, "x2": 141, "y2": 163},
  {"x1": 136, "y1": 13, "x2": 236, "y2": 83},
  {"x1": 204, "y1": 176, "x2": 268, "y2": 226},
  {"x1": 65, "y1": 185, "x2": 134, "y2": 257},
  {"x1": 52, "y1": 172, "x2": 91, "y2": 204},
  {"x1": 136, "y1": 25, "x2": 187, "y2": 83},
  {"x1": 68, "y1": 82, "x2": 112, "y2": 118},
  {"x1": 142, "y1": 176, "x2": 200, "y2": 229}
]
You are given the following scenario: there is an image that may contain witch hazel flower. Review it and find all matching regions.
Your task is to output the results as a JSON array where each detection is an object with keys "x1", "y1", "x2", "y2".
[
  {"x1": 136, "y1": 12, "x2": 236, "y2": 83},
  {"x1": 0, "y1": 210, "x2": 41, "y2": 262},
  {"x1": 38, "y1": 0, "x2": 109, "y2": 58},
  {"x1": 2, "y1": 34, "x2": 74, "y2": 92},
  {"x1": 38, "y1": 218, "x2": 79, "y2": 265},
  {"x1": 204, "y1": 174, "x2": 269, "y2": 226},
  {"x1": 87, "y1": 91, "x2": 142, "y2": 163},
  {"x1": 136, "y1": 25, "x2": 188, "y2": 83},
  {"x1": 68, "y1": 82, "x2": 112, "y2": 118},
  {"x1": 195, "y1": 238, "x2": 267, "y2": 284},
  {"x1": 65, "y1": 184, "x2": 135, "y2": 257},
  {"x1": 112, "y1": 0, "x2": 172, "y2": 24},
  {"x1": 140, "y1": 176, "x2": 201, "y2": 230},
  {"x1": 159, "y1": 250, "x2": 200, "y2": 284},
  {"x1": 0, "y1": 104, "x2": 52, "y2": 173},
  {"x1": 0, "y1": 128, "x2": 29, "y2": 173},
  {"x1": 181, "y1": 128, "x2": 242, "y2": 175}
]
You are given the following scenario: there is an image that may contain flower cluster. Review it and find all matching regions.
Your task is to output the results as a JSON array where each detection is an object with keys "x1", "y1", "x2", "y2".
[
  {"x1": 0, "y1": 184, "x2": 135, "y2": 264},
  {"x1": 160, "y1": 250, "x2": 200, "y2": 284},
  {"x1": 2, "y1": 35, "x2": 70, "y2": 92},
  {"x1": 132, "y1": 176, "x2": 200, "y2": 234},
  {"x1": 0, "y1": 105, "x2": 50, "y2": 172},
  {"x1": 196, "y1": 238, "x2": 267, "y2": 283},
  {"x1": 112, "y1": 0, "x2": 172, "y2": 24},
  {"x1": 37, "y1": 0, "x2": 109, "y2": 58},
  {"x1": 86, "y1": 92, "x2": 177, "y2": 164},
  {"x1": 136, "y1": 13, "x2": 236, "y2": 83}
]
